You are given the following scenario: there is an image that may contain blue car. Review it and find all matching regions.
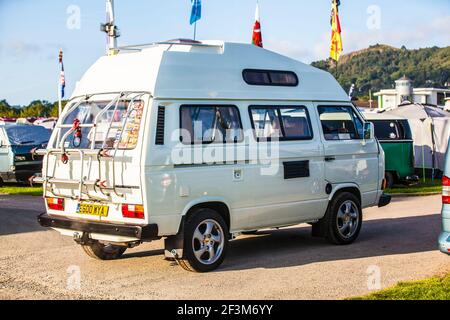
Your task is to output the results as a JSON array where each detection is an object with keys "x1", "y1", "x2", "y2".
[{"x1": 438, "y1": 142, "x2": 450, "y2": 254}]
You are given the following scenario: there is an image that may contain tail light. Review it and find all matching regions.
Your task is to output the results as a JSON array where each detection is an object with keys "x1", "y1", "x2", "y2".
[
  {"x1": 122, "y1": 204, "x2": 145, "y2": 219},
  {"x1": 443, "y1": 176, "x2": 450, "y2": 204},
  {"x1": 46, "y1": 197, "x2": 64, "y2": 211}
]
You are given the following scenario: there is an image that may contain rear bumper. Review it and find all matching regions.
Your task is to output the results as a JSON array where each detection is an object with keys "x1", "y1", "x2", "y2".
[
  {"x1": 438, "y1": 231, "x2": 450, "y2": 254},
  {"x1": 378, "y1": 193, "x2": 392, "y2": 208},
  {"x1": 37, "y1": 213, "x2": 159, "y2": 241}
]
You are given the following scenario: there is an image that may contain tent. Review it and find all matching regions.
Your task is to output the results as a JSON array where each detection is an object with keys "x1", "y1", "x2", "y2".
[{"x1": 383, "y1": 103, "x2": 450, "y2": 175}]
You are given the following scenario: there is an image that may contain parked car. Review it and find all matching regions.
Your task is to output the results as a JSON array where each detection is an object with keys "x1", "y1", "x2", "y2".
[
  {"x1": 438, "y1": 142, "x2": 450, "y2": 254},
  {"x1": 35, "y1": 40, "x2": 390, "y2": 272},
  {"x1": 34, "y1": 118, "x2": 58, "y2": 130},
  {"x1": 0, "y1": 122, "x2": 51, "y2": 186},
  {"x1": 363, "y1": 113, "x2": 418, "y2": 188}
]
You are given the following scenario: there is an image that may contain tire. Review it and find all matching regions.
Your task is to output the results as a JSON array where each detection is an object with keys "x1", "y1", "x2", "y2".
[
  {"x1": 324, "y1": 192, "x2": 362, "y2": 245},
  {"x1": 178, "y1": 208, "x2": 229, "y2": 272},
  {"x1": 82, "y1": 241, "x2": 126, "y2": 260},
  {"x1": 385, "y1": 172, "x2": 395, "y2": 189}
]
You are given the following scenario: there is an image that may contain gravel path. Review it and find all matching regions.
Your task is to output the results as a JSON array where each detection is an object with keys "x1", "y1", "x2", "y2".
[{"x1": 0, "y1": 194, "x2": 448, "y2": 300}]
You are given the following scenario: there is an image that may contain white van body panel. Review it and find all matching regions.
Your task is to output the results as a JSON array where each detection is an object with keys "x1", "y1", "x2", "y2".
[
  {"x1": 39, "y1": 41, "x2": 384, "y2": 242},
  {"x1": 145, "y1": 100, "x2": 329, "y2": 234},
  {"x1": 312, "y1": 102, "x2": 381, "y2": 209},
  {"x1": 72, "y1": 42, "x2": 348, "y2": 102}
]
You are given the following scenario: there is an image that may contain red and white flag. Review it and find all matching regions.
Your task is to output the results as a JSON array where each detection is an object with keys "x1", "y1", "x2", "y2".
[{"x1": 252, "y1": 2, "x2": 263, "y2": 48}]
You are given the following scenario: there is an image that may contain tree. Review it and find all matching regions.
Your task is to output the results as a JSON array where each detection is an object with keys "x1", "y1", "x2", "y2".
[
  {"x1": 19, "y1": 100, "x2": 52, "y2": 118},
  {"x1": 0, "y1": 99, "x2": 68, "y2": 118},
  {"x1": 311, "y1": 45, "x2": 450, "y2": 98}
]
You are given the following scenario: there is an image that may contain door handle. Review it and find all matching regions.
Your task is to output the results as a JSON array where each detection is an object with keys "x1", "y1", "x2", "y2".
[{"x1": 325, "y1": 156, "x2": 336, "y2": 162}]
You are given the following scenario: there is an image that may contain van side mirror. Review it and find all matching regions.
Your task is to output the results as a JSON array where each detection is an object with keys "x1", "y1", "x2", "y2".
[{"x1": 363, "y1": 122, "x2": 375, "y2": 140}]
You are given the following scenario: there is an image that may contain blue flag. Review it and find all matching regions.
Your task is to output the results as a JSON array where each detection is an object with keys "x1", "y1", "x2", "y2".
[{"x1": 190, "y1": 0, "x2": 201, "y2": 25}]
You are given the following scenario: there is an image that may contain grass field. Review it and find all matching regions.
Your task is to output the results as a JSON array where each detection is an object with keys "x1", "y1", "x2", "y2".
[
  {"x1": 386, "y1": 178, "x2": 443, "y2": 195},
  {"x1": 352, "y1": 273, "x2": 450, "y2": 300},
  {"x1": 0, "y1": 184, "x2": 43, "y2": 196}
]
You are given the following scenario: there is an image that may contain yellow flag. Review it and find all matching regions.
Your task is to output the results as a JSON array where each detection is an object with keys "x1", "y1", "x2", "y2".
[{"x1": 330, "y1": 0, "x2": 343, "y2": 61}]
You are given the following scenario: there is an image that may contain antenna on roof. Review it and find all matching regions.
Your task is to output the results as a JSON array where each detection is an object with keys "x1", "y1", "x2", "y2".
[{"x1": 100, "y1": 0, "x2": 120, "y2": 56}]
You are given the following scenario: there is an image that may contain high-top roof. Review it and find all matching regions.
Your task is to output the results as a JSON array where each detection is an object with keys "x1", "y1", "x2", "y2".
[{"x1": 72, "y1": 41, "x2": 349, "y2": 102}]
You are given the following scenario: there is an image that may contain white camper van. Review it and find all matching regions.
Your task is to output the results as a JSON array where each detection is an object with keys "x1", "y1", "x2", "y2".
[{"x1": 35, "y1": 40, "x2": 390, "y2": 272}]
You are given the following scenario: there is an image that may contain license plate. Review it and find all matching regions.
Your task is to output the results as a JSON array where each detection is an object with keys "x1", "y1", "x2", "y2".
[{"x1": 77, "y1": 204, "x2": 109, "y2": 217}]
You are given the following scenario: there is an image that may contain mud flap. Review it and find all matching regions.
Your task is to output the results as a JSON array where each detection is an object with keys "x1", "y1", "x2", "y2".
[
  {"x1": 164, "y1": 217, "x2": 185, "y2": 260},
  {"x1": 378, "y1": 193, "x2": 392, "y2": 208},
  {"x1": 311, "y1": 219, "x2": 327, "y2": 238}
]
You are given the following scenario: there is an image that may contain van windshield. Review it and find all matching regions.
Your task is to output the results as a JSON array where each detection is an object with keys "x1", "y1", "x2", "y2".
[{"x1": 55, "y1": 99, "x2": 144, "y2": 150}]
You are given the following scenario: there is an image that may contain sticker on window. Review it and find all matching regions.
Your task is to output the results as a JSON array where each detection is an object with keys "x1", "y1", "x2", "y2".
[{"x1": 116, "y1": 101, "x2": 144, "y2": 149}]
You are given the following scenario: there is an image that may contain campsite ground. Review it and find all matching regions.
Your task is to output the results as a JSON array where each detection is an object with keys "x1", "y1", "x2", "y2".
[{"x1": 0, "y1": 194, "x2": 448, "y2": 300}]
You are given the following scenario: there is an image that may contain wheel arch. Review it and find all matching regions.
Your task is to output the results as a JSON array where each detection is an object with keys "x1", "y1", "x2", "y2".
[
  {"x1": 165, "y1": 198, "x2": 231, "y2": 267},
  {"x1": 180, "y1": 197, "x2": 231, "y2": 232},
  {"x1": 328, "y1": 183, "x2": 361, "y2": 204}
]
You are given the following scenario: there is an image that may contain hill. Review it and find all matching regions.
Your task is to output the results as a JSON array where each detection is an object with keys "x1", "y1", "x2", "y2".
[{"x1": 311, "y1": 44, "x2": 450, "y2": 98}]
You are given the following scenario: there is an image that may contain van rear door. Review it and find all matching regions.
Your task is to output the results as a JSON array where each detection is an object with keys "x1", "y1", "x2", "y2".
[
  {"x1": 315, "y1": 104, "x2": 380, "y2": 207},
  {"x1": 41, "y1": 92, "x2": 150, "y2": 225}
]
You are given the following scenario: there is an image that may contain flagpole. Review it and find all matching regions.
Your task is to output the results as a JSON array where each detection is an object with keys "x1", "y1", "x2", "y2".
[
  {"x1": 58, "y1": 49, "x2": 63, "y2": 117},
  {"x1": 58, "y1": 88, "x2": 62, "y2": 117},
  {"x1": 194, "y1": 21, "x2": 197, "y2": 41},
  {"x1": 335, "y1": 59, "x2": 338, "y2": 79}
]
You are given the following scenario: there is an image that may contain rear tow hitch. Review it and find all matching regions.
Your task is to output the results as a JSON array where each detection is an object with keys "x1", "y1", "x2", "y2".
[{"x1": 73, "y1": 232, "x2": 92, "y2": 245}]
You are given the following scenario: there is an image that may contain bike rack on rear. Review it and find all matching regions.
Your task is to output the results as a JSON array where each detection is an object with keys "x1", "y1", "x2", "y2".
[{"x1": 33, "y1": 91, "x2": 151, "y2": 202}]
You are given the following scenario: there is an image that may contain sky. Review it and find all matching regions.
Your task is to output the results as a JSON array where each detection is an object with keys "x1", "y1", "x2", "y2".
[{"x1": 0, "y1": 0, "x2": 449, "y2": 106}]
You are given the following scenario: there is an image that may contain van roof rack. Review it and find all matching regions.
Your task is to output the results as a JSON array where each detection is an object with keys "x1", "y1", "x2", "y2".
[{"x1": 117, "y1": 39, "x2": 223, "y2": 52}]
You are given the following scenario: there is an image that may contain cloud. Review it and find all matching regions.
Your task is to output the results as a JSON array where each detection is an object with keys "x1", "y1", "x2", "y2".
[
  {"x1": 0, "y1": 41, "x2": 43, "y2": 60},
  {"x1": 265, "y1": 15, "x2": 450, "y2": 64},
  {"x1": 0, "y1": 41, "x2": 65, "y2": 61},
  {"x1": 265, "y1": 39, "x2": 319, "y2": 63},
  {"x1": 431, "y1": 15, "x2": 450, "y2": 31},
  {"x1": 342, "y1": 15, "x2": 450, "y2": 53},
  {"x1": 3, "y1": 41, "x2": 42, "y2": 56}
]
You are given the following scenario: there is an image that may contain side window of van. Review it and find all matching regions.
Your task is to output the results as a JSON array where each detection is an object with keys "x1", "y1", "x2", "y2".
[
  {"x1": 180, "y1": 106, "x2": 243, "y2": 144},
  {"x1": 249, "y1": 106, "x2": 313, "y2": 141},
  {"x1": 318, "y1": 106, "x2": 364, "y2": 141}
]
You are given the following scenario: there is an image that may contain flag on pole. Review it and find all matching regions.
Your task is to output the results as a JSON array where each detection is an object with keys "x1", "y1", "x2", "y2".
[
  {"x1": 252, "y1": 2, "x2": 263, "y2": 48},
  {"x1": 106, "y1": 0, "x2": 114, "y2": 50},
  {"x1": 330, "y1": 0, "x2": 343, "y2": 62},
  {"x1": 59, "y1": 49, "x2": 66, "y2": 99},
  {"x1": 348, "y1": 84, "x2": 355, "y2": 99},
  {"x1": 190, "y1": 0, "x2": 202, "y2": 25}
]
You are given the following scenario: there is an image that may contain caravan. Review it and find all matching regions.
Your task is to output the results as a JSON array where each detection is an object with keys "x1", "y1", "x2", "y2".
[
  {"x1": 363, "y1": 112, "x2": 418, "y2": 187},
  {"x1": 35, "y1": 40, "x2": 390, "y2": 272}
]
